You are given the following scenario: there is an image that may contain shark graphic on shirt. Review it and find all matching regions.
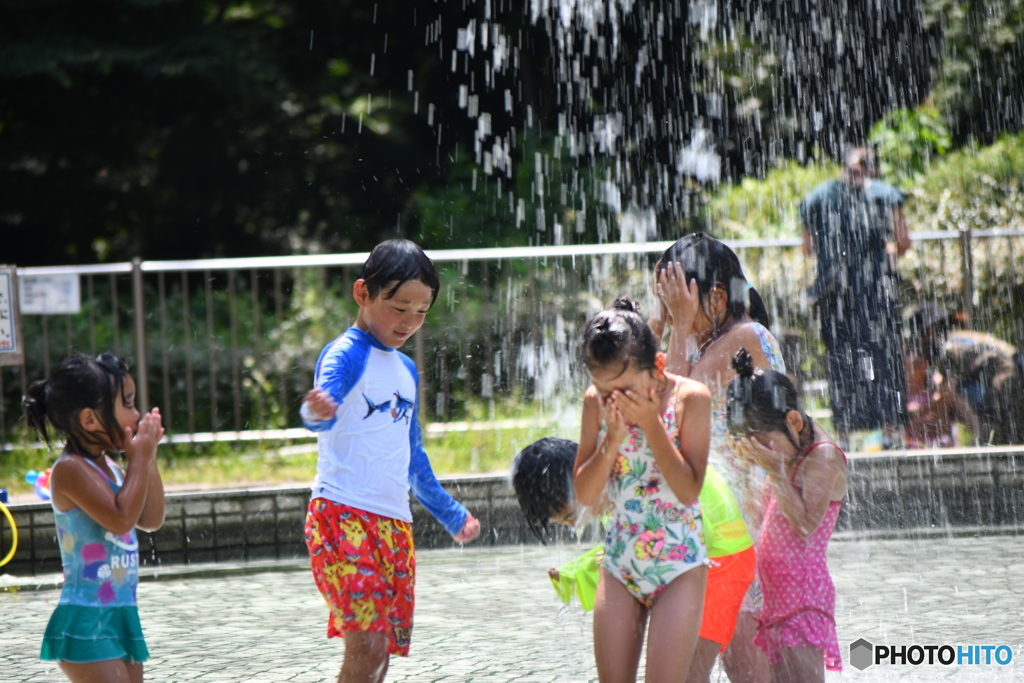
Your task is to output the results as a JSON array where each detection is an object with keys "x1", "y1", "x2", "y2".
[{"x1": 363, "y1": 392, "x2": 415, "y2": 424}]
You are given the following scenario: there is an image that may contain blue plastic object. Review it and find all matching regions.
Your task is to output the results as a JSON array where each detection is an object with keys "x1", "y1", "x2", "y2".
[{"x1": 25, "y1": 469, "x2": 52, "y2": 501}]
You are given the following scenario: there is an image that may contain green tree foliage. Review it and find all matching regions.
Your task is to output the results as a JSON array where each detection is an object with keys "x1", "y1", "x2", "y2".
[
  {"x1": 904, "y1": 132, "x2": 1024, "y2": 235},
  {"x1": 414, "y1": 132, "x2": 616, "y2": 248},
  {"x1": 706, "y1": 161, "x2": 834, "y2": 240},
  {"x1": 0, "y1": 0, "x2": 509, "y2": 266},
  {"x1": 923, "y1": 0, "x2": 1024, "y2": 146},
  {"x1": 869, "y1": 103, "x2": 953, "y2": 186},
  {"x1": 1, "y1": 0, "x2": 958, "y2": 268},
  {"x1": 6, "y1": 0, "x2": 1018, "y2": 267},
  {"x1": 707, "y1": 132, "x2": 1024, "y2": 244}
]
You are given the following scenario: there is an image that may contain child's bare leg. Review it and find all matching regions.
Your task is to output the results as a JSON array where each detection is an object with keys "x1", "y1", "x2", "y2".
[
  {"x1": 685, "y1": 638, "x2": 723, "y2": 683},
  {"x1": 339, "y1": 631, "x2": 390, "y2": 683},
  {"x1": 645, "y1": 566, "x2": 706, "y2": 682},
  {"x1": 722, "y1": 613, "x2": 770, "y2": 683},
  {"x1": 59, "y1": 659, "x2": 143, "y2": 683},
  {"x1": 593, "y1": 568, "x2": 646, "y2": 683},
  {"x1": 774, "y1": 645, "x2": 824, "y2": 683}
]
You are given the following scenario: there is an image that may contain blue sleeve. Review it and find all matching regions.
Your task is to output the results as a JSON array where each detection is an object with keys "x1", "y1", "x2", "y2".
[
  {"x1": 800, "y1": 181, "x2": 831, "y2": 228},
  {"x1": 301, "y1": 332, "x2": 368, "y2": 432},
  {"x1": 401, "y1": 355, "x2": 469, "y2": 536}
]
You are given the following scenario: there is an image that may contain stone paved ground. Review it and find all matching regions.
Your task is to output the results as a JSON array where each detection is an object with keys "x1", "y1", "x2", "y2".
[{"x1": 4, "y1": 534, "x2": 1024, "y2": 682}]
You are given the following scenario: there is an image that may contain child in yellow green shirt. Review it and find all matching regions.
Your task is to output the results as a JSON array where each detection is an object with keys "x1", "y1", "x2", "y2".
[{"x1": 511, "y1": 437, "x2": 757, "y2": 681}]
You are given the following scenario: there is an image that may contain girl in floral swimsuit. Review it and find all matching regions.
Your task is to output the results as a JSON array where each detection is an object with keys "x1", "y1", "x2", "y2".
[
  {"x1": 574, "y1": 297, "x2": 711, "y2": 682},
  {"x1": 728, "y1": 348, "x2": 848, "y2": 682}
]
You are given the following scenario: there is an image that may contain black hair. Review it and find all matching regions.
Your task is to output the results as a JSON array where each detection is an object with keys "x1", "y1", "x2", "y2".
[
  {"x1": 726, "y1": 347, "x2": 811, "y2": 452},
  {"x1": 657, "y1": 232, "x2": 770, "y2": 329},
  {"x1": 904, "y1": 304, "x2": 955, "y2": 363},
  {"x1": 510, "y1": 437, "x2": 578, "y2": 543},
  {"x1": 579, "y1": 297, "x2": 659, "y2": 375},
  {"x1": 844, "y1": 146, "x2": 878, "y2": 178},
  {"x1": 359, "y1": 239, "x2": 440, "y2": 305},
  {"x1": 23, "y1": 352, "x2": 132, "y2": 457}
]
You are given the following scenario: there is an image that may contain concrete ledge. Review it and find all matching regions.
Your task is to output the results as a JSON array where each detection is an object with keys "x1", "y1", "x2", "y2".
[
  {"x1": 840, "y1": 446, "x2": 1024, "y2": 531},
  {"x1": 4, "y1": 448, "x2": 1024, "y2": 576},
  {"x1": 0, "y1": 474, "x2": 591, "y2": 576}
]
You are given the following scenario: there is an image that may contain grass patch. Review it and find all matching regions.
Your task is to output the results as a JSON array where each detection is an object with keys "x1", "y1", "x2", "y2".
[
  {"x1": 158, "y1": 442, "x2": 320, "y2": 490},
  {"x1": 1, "y1": 402, "x2": 582, "y2": 501},
  {"x1": 426, "y1": 426, "x2": 557, "y2": 475},
  {"x1": 1, "y1": 446, "x2": 58, "y2": 500}
]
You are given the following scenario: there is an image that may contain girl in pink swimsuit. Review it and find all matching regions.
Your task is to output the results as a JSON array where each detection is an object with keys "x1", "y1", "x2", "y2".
[{"x1": 726, "y1": 348, "x2": 848, "y2": 683}]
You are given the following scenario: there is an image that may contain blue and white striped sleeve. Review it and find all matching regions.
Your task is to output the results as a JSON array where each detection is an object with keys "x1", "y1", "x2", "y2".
[
  {"x1": 301, "y1": 333, "x2": 368, "y2": 432},
  {"x1": 401, "y1": 355, "x2": 468, "y2": 536}
]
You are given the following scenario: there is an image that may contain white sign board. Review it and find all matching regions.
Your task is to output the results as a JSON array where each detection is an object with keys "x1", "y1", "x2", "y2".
[
  {"x1": 0, "y1": 267, "x2": 24, "y2": 365},
  {"x1": 19, "y1": 273, "x2": 82, "y2": 315}
]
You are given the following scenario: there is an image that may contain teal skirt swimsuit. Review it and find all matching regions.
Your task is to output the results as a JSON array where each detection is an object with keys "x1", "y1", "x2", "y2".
[{"x1": 41, "y1": 603, "x2": 149, "y2": 663}]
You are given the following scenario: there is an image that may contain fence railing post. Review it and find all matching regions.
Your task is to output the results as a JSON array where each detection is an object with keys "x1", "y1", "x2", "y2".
[
  {"x1": 131, "y1": 257, "x2": 150, "y2": 412},
  {"x1": 959, "y1": 228, "x2": 975, "y2": 324}
]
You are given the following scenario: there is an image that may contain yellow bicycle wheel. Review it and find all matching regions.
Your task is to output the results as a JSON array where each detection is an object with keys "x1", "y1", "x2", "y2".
[{"x1": 0, "y1": 500, "x2": 18, "y2": 568}]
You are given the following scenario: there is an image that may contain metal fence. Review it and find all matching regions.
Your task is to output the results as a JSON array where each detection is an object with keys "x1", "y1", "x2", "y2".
[{"x1": 3, "y1": 229, "x2": 1023, "y2": 449}]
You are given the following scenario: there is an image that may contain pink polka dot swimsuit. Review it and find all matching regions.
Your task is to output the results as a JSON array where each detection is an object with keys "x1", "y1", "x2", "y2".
[{"x1": 753, "y1": 441, "x2": 845, "y2": 672}]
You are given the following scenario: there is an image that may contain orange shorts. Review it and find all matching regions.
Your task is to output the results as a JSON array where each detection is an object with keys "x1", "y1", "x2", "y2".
[
  {"x1": 699, "y1": 546, "x2": 756, "y2": 650},
  {"x1": 304, "y1": 498, "x2": 416, "y2": 656}
]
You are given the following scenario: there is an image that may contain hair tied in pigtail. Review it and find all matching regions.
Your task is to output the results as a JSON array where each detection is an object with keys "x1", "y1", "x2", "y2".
[
  {"x1": 612, "y1": 296, "x2": 641, "y2": 315},
  {"x1": 581, "y1": 297, "x2": 658, "y2": 373},
  {"x1": 586, "y1": 312, "x2": 618, "y2": 365},
  {"x1": 731, "y1": 347, "x2": 756, "y2": 379},
  {"x1": 95, "y1": 352, "x2": 129, "y2": 375},
  {"x1": 22, "y1": 379, "x2": 52, "y2": 446}
]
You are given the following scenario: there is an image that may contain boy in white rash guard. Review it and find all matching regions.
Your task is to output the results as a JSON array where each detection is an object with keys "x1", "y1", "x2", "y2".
[{"x1": 300, "y1": 239, "x2": 480, "y2": 683}]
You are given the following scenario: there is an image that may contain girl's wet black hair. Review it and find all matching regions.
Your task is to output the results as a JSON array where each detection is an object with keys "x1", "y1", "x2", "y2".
[
  {"x1": 658, "y1": 232, "x2": 770, "y2": 329},
  {"x1": 727, "y1": 347, "x2": 811, "y2": 452},
  {"x1": 359, "y1": 239, "x2": 440, "y2": 305},
  {"x1": 23, "y1": 352, "x2": 131, "y2": 457},
  {"x1": 579, "y1": 297, "x2": 658, "y2": 375},
  {"x1": 510, "y1": 437, "x2": 578, "y2": 543}
]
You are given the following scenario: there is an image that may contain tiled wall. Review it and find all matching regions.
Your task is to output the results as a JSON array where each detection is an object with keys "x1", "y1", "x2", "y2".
[{"x1": 0, "y1": 474, "x2": 589, "y2": 576}]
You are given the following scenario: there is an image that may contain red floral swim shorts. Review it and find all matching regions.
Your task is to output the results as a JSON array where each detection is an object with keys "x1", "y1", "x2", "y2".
[{"x1": 304, "y1": 498, "x2": 416, "y2": 656}]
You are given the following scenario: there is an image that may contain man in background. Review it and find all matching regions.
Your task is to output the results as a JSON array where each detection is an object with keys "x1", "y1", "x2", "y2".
[{"x1": 801, "y1": 146, "x2": 912, "y2": 450}]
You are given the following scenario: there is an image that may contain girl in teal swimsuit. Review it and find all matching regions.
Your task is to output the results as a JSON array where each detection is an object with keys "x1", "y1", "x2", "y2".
[{"x1": 24, "y1": 353, "x2": 165, "y2": 683}]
